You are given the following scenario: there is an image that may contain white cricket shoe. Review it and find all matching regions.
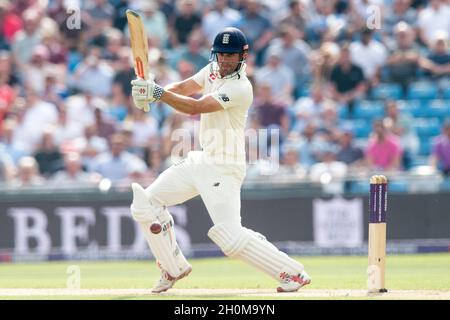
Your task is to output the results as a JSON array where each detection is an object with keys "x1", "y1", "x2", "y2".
[
  {"x1": 151, "y1": 265, "x2": 192, "y2": 294},
  {"x1": 277, "y1": 270, "x2": 311, "y2": 293}
]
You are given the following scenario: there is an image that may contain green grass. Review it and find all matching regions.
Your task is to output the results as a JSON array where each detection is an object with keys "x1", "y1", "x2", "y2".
[{"x1": 0, "y1": 254, "x2": 449, "y2": 299}]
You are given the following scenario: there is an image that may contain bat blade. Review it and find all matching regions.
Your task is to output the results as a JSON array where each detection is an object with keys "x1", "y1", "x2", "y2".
[
  {"x1": 126, "y1": 9, "x2": 149, "y2": 80},
  {"x1": 126, "y1": 9, "x2": 150, "y2": 111}
]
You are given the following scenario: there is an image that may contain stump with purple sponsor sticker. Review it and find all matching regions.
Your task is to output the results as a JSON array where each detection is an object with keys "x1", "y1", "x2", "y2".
[{"x1": 367, "y1": 175, "x2": 388, "y2": 293}]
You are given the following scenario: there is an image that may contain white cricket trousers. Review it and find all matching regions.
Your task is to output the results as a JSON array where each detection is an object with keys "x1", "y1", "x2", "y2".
[{"x1": 144, "y1": 151, "x2": 245, "y2": 226}]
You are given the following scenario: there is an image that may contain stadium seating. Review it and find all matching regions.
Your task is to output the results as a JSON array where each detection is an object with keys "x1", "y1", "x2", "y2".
[
  {"x1": 424, "y1": 100, "x2": 450, "y2": 118},
  {"x1": 442, "y1": 87, "x2": 450, "y2": 100},
  {"x1": 413, "y1": 118, "x2": 441, "y2": 137},
  {"x1": 396, "y1": 100, "x2": 422, "y2": 117},
  {"x1": 407, "y1": 81, "x2": 438, "y2": 100},
  {"x1": 418, "y1": 137, "x2": 432, "y2": 156},
  {"x1": 348, "y1": 119, "x2": 371, "y2": 138},
  {"x1": 353, "y1": 100, "x2": 385, "y2": 120},
  {"x1": 371, "y1": 83, "x2": 403, "y2": 100}
]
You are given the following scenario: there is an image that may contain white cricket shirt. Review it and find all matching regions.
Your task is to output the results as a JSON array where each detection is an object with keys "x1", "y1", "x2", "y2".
[{"x1": 192, "y1": 63, "x2": 253, "y2": 168}]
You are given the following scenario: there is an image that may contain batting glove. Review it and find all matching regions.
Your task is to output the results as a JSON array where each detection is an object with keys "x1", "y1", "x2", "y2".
[
  {"x1": 132, "y1": 98, "x2": 151, "y2": 112},
  {"x1": 131, "y1": 78, "x2": 165, "y2": 102}
]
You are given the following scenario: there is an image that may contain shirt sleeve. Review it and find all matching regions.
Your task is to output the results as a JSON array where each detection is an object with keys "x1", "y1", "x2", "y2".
[
  {"x1": 191, "y1": 65, "x2": 209, "y2": 88},
  {"x1": 208, "y1": 80, "x2": 253, "y2": 110}
]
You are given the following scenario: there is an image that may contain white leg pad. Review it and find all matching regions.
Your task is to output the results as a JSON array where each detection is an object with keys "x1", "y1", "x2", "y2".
[
  {"x1": 208, "y1": 223, "x2": 304, "y2": 281},
  {"x1": 130, "y1": 183, "x2": 190, "y2": 278}
]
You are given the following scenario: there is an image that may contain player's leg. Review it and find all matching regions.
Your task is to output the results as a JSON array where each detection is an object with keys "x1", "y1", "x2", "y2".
[
  {"x1": 130, "y1": 155, "x2": 198, "y2": 292},
  {"x1": 197, "y1": 165, "x2": 311, "y2": 292}
]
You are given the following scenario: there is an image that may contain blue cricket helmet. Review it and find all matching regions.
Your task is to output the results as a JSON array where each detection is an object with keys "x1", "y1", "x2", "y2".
[
  {"x1": 211, "y1": 27, "x2": 249, "y2": 54},
  {"x1": 210, "y1": 27, "x2": 249, "y2": 78}
]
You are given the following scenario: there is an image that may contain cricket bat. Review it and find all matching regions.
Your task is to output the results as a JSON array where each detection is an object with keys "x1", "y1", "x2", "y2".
[
  {"x1": 126, "y1": 9, "x2": 150, "y2": 112},
  {"x1": 368, "y1": 175, "x2": 388, "y2": 293}
]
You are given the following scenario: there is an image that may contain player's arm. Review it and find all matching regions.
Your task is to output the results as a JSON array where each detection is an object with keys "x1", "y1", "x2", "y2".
[
  {"x1": 131, "y1": 77, "x2": 230, "y2": 114},
  {"x1": 160, "y1": 91, "x2": 223, "y2": 115},
  {"x1": 164, "y1": 78, "x2": 203, "y2": 97}
]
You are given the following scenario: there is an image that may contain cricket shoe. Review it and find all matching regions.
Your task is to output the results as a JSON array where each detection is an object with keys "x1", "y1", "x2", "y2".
[
  {"x1": 151, "y1": 262, "x2": 192, "y2": 294},
  {"x1": 277, "y1": 270, "x2": 311, "y2": 293}
]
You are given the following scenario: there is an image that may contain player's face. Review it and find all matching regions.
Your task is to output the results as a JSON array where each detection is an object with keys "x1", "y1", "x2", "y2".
[{"x1": 217, "y1": 52, "x2": 241, "y2": 76}]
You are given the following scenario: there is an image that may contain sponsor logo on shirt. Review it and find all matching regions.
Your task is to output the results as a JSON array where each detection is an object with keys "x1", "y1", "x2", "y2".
[{"x1": 218, "y1": 93, "x2": 230, "y2": 102}]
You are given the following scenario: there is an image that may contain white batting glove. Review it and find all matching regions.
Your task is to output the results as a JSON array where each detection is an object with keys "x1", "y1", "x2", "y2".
[
  {"x1": 131, "y1": 78, "x2": 165, "y2": 102},
  {"x1": 133, "y1": 98, "x2": 151, "y2": 112}
]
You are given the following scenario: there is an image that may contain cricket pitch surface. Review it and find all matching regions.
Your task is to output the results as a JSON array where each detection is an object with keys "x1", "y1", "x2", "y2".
[{"x1": 0, "y1": 288, "x2": 449, "y2": 299}]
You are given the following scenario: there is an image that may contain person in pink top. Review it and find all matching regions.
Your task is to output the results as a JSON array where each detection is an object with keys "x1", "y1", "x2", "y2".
[{"x1": 366, "y1": 119, "x2": 403, "y2": 170}]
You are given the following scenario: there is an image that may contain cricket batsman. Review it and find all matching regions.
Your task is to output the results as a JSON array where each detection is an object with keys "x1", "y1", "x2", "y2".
[{"x1": 130, "y1": 27, "x2": 311, "y2": 293}]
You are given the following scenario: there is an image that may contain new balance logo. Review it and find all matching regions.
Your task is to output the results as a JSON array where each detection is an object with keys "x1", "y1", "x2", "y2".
[{"x1": 222, "y1": 34, "x2": 230, "y2": 44}]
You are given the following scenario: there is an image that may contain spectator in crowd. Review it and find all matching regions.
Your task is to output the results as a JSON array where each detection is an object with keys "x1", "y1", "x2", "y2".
[
  {"x1": 14, "y1": 88, "x2": 58, "y2": 154},
  {"x1": 10, "y1": 156, "x2": 44, "y2": 188},
  {"x1": 386, "y1": 22, "x2": 421, "y2": 95},
  {"x1": 350, "y1": 27, "x2": 387, "y2": 87},
  {"x1": 89, "y1": 133, "x2": 147, "y2": 182},
  {"x1": 254, "y1": 49, "x2": 295, "y2": 105},
  {"x1": 277, "y1": 0, "x2": 307, "y2": 32},
  {"x1": 0, "y1": 118, "x2": 27, "y2": 164},
  {"x1": 22, "y1": 44, "x2": 55, "y2": 95},
  {"x1": 85, "y1": 0, "x2": 114, "y2": 27},
  {"x1": 201, "y1": 0, "x2": 241, "y2": 44},
  {"x1": 430, "y1": 119, "x2": 450, "y2": 176},
  {"x1": 0, "y1": 145, "x2": 14, "y2": 182},
  {"x1": 51, "y1": 151, "x2": 99, "y2": 186},
  {"x1": 0, "y1": 50, "x2": 19, "y2": 129},
  {"x1": 11, "y1": 9, "x2": 41, "y2": 66},
  {"x1": 33, "y1": 128, "x2": 63, "y2": 176},
  {"x1": 111, "y1": 47, "x2": 135, "y2": 101},
  {"x1": 122, "y1": 106, "x2": 159, "y2": 154},
  {"x1": 329, "y1": 43, "x2": 366, "y2": 116},
  {"x1": 336, "y1": 128, "x2": 364, "y2": 166},
  {"x1": 72, "y1": 123, "x2": 109, "y2": 170},
  {"x1": 143, "y1": 145, "x2": 165, "y2": 177},
  {"x1": 366, "y1": 119, "x2": 403, "y2": 171},
  {"x1": 71, "y1": 46, "x2": 114, "y2": 97},
  {"x1": 292, "y1": 83, "x2": 332, "y2": 132},
  {"x1": 310, "y1": 41, "x2": 340, "y2": 84},
  {"x1": 171, "y1": 31, "x2": 209, "y2": 73},
  {"x1": 383, "y1": 100, "x2": 419, "y2": 170},
  {"x1": 64, "y1": 88, "x2": 106, "y2": 130},
  {"x1": 127, "y1": 1, "x2": 168, "y2": 48},
  {"x1": 317, "y1": 102, "x2": 340, "y2": 137},
  {"x1": 265, "y1": 24, "x2": 311, "y2": 97},
  {"x1": 298, "y1": 122, "x2": 325, "y2": 168},
  {"x1": 417, "y1": 0, "x2": 450, "y2": 47},
  {"x1": 309, "y1": 144, "x2": 348, "y2": 191},
  {"x1": 278, "y1": 144, "x2": 308, "y2": 179},
  {"x1": 253, "y1": 82, "x2": 290, "y2": 137},
  {"x1": 40, "y1": 17, "x2": 67, "y2": 65},
  {"x1": 421, "y1": 31, "x2": 450, "y2": 79},
  {"x1": 0, "y1": 0, "x2": 23, "y2": 48},
  {"x1": 53, "y1": 105, "x2": 84, "y2": 147},
  {"x1": 100, "y1": 28, "x2": 124, "y2": 65},
  {"x1": 94, "y1": 106, "x2": 116, "y2": 140},
  {"x1": 383, "y1": 0, "x2": 417, "y2": 37},
  {"x1": 235, "y1": 0, "x2": 273, "y2": 65},
  {"x1": 172, "y1": 0, "x2": 202, "y2": 46}
]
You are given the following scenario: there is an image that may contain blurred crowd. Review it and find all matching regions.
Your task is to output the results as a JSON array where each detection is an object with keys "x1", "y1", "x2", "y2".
[{"x1": 1, "y1": 0, "x2": 450, "y2": 189}]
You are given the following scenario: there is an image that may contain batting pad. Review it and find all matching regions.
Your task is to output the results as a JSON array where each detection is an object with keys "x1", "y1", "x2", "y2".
[
  {"x1": 130, "y1": 183, "x2": 190, "y2": 278},
  {"x1": 208, "y1": 223, "x2": 304, "y2": 281}
]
